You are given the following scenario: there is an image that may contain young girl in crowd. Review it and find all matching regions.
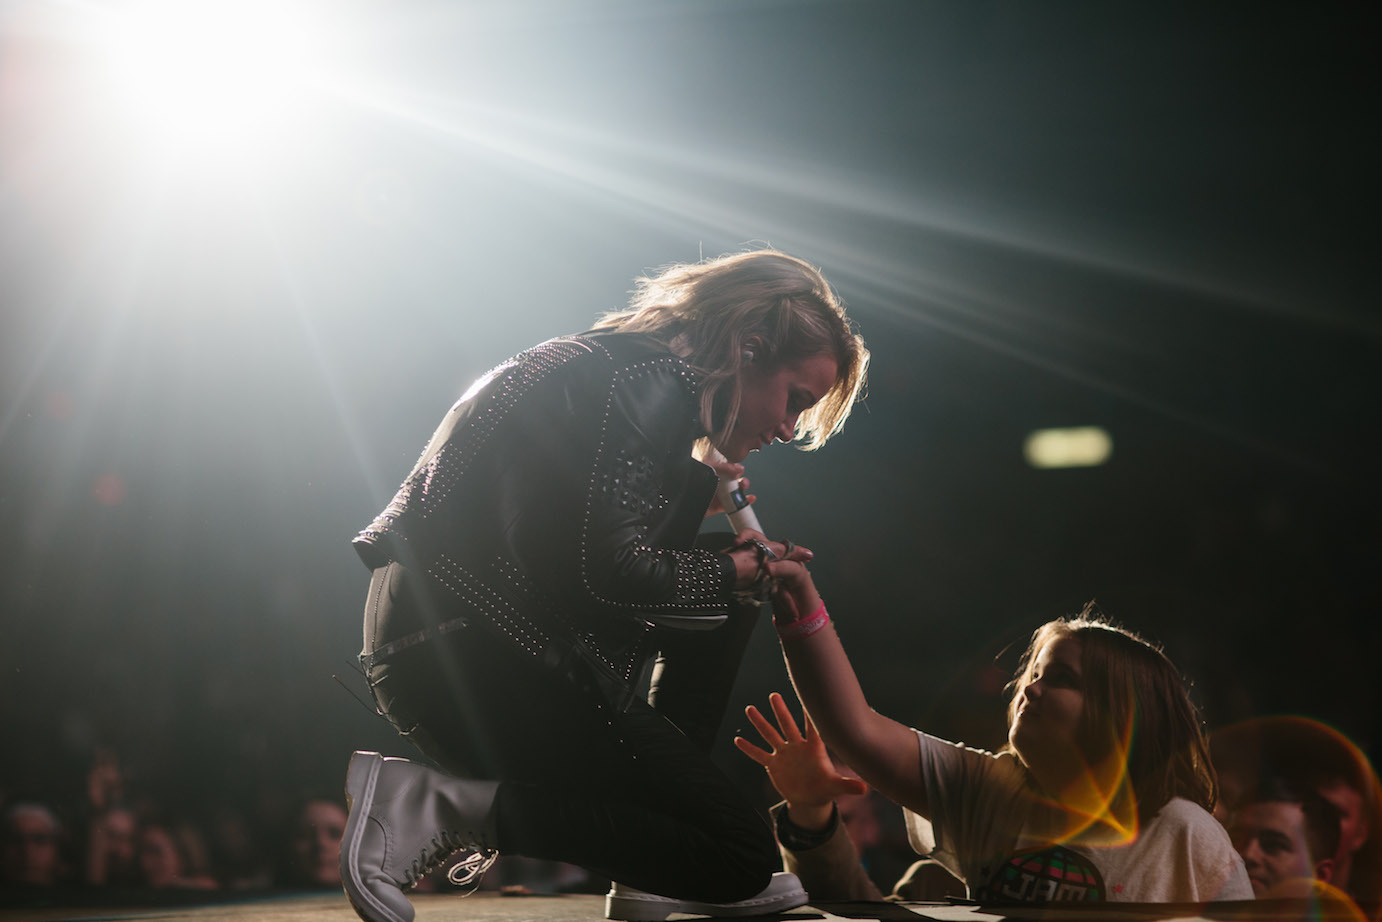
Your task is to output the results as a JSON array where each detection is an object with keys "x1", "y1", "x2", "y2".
[{"x1": 736, "y1": 561, "x2": 1253, "y2": 903}]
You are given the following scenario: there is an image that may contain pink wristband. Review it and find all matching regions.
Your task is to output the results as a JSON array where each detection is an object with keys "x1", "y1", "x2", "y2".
[{"x1": 776, "y1": 602, "x2": 829, "y2": 641}]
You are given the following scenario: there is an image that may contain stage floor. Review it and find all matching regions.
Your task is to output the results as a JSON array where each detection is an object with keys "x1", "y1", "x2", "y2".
[
  {"x1": 0, "y1": 891, "x2": 1357, "y2": 922},
  {"x1": 0, "y1": 892, "x2": 857, "y2": 922}
]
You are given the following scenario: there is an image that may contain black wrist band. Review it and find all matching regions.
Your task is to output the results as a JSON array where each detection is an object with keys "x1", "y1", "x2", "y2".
[{"x1": 774, "y1": 802, "x2": 839, "y2": 851}]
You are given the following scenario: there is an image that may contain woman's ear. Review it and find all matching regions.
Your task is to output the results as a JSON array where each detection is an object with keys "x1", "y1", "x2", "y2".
[{"x1": 742, "y1": 335, "x2": 765, "y2": 364}]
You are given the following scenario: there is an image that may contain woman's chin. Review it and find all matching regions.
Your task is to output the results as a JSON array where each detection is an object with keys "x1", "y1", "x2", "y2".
[{"x1": 717, "y1": 443, "x2": 749, "y2": 463}]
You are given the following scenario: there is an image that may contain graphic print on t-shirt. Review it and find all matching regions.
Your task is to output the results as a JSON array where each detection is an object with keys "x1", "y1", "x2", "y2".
[{"x1": 979, "y1": 844, "x2": 1105, "y2": 901}]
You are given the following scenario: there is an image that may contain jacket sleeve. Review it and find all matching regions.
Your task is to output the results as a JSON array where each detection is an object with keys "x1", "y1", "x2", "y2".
[
  {"x1": 572, "y1": 357, "x2": 736, "y2": 615},
  {"x1": 770, "y1": 802, "x2": 886, "y2": 902}
]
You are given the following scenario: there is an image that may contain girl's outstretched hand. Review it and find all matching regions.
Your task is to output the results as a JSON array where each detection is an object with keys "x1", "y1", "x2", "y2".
[{"x1": 734, "y1": 692, "x2": 868, "y2": 829}]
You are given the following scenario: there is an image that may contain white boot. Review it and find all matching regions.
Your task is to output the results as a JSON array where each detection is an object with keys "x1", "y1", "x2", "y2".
[
  {"x1": 340, "y1": 751, "x2": 500, "y2": 922},
  {"x1": 605, "y1": 871, "x2": 808, "y2": 921}
]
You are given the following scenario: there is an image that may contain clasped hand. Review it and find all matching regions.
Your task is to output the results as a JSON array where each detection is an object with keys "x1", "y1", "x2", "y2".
[{"x1": 726, "y1": 528, "x2": 814, "y2": 590}]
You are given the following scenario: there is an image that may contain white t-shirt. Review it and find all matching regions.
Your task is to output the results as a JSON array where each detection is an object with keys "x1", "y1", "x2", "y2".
[{"x1": 904, "y1": 730, "x2": 1254, "y2": 902}]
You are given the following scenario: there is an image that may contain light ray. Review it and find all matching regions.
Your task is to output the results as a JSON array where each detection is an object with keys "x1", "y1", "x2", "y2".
[
  {"x1": 322, "y1": 76, "x2": 1372, "y2": 335},
  {"x1": 245, "y1": 175, "x2": 394, "y2": 506},
  {"x1": 6, "y1": 0, "x2": 1354, "y2": 493},
  {"x1": 287, "y1": 78, "x2": 1351, "y2": 478},
  {"x1": 96, "y1": 0, "x2": 326, "y2": 166}
]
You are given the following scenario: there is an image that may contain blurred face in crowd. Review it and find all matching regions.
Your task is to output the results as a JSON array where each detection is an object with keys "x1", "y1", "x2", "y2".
[
  {"x1": 1, "y1": 807, "x2": 63, "y2": 887},
  {"x1": 1318, "y1": 779, "x2": 1369, "y2": 885},
  {"x1": 1230, "y1": 801, "x2": 1331, "y2": 896},
  {"x1": 138, "y1": 825, "x2": 184, "y2": 888},
  {"x1": 101, "y1": 808, "x2": 138, "y2": 869},
  {"x1": 290, "y1": 800, "x2": 347, "y2": 887},
  {"x1": 838, "y1": 791, "x2": 882, "y2": 851},
  {"x1": 1320, "y1": 780, "x2": 1368, "y2": 853}
]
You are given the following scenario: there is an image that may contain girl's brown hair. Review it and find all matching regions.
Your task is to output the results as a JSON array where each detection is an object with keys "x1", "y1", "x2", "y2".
[{"x1": 1005, "y1": 607, "x2": 1218, "y2": 821}]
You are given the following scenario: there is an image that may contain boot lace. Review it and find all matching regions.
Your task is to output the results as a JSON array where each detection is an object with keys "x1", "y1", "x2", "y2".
[
  {"x1": 405, "y1": 830, "x2": 496, "y2": 892},
  {"x1": 446, "y1": 847, "x2": 499, "y2": 892}
]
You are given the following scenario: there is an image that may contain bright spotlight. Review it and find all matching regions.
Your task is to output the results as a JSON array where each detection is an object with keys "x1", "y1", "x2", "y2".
[
  {"x1": 1024, "y1": 426, "x2": 1113, "y2": 469},
  {"x1": 99, "y1": 0, "x2": 325, "y2": 164}
]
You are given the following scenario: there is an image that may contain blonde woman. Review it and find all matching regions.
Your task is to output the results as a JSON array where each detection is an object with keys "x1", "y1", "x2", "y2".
[{"x1": 340, "y1": 250, "x2": 867, "y2": 922}]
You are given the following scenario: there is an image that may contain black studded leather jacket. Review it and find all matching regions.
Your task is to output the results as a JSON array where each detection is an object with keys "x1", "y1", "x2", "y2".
[{"x1": 353, "y1": 331, "x2": 737, "y2": 691}]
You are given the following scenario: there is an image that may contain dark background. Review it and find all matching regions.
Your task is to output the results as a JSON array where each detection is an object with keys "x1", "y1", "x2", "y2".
[{"x1": 2, "y1": 0, "x2": 1378, "y2": 820}]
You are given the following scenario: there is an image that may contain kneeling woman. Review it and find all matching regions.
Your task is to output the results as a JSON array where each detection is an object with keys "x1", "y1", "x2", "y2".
[
  {"x1": 340, "y1": 250, "x2": 868, "y2": 922},
  {"x1": 738, "y1": 561, "x2": 1253, "y2": 903}
]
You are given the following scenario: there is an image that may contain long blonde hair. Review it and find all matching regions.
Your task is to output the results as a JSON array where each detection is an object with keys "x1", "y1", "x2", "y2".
[{"x1": 593, "y1": 249, "x2": 868, "y2": 450}]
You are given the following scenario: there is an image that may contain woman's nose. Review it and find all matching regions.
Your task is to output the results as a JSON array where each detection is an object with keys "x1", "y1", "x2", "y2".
[{"x1": 773, "y1": 415, "x2": 798, "y2": 442}]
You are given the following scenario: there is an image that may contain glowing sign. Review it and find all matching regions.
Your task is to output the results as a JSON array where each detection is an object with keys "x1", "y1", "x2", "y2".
[{"x1": 1023, "y1": 426, "x2": 1113, "y2": 469}]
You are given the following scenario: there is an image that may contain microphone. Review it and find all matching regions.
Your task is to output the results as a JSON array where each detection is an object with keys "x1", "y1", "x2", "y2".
[{"x1": 705, "y1": 448, "x2": 761, "y2": 533}]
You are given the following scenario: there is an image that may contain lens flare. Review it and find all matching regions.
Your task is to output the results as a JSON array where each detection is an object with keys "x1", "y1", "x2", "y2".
[
  {"x1": 1212, "y1": 716, "x2": 1381, "y2": 921},
  {"x1": 93, "y1": 0, "x2": 333, "y2": 174},
  {"x1": 1259, "y1": 877, "x2": 1368, "y2": 920}
]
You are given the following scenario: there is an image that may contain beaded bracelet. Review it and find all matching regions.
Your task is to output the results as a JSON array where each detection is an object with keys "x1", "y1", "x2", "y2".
[{"x1": 776, "y1": 601, "x2": 829, "y2": 640}]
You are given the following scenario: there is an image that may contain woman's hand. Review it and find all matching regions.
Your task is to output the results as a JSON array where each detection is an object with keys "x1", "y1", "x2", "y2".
[
  {"x1": 725, "y1": 529, "x2": 813, "y2": 590},
  {"x1": 706, "y1": 475, "x2": 755, "y2": 518},
  {"x1": 703, "y1": 457, "x2": 756, "y2": 519},
  {"x1": 734, "y1": 692, "x2": 869, "y2": 831}
]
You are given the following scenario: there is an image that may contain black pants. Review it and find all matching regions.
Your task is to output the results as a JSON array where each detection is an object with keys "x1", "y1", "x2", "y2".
[{"x1": 361, "y1": 561, "x2": 779, "y2": 902}]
